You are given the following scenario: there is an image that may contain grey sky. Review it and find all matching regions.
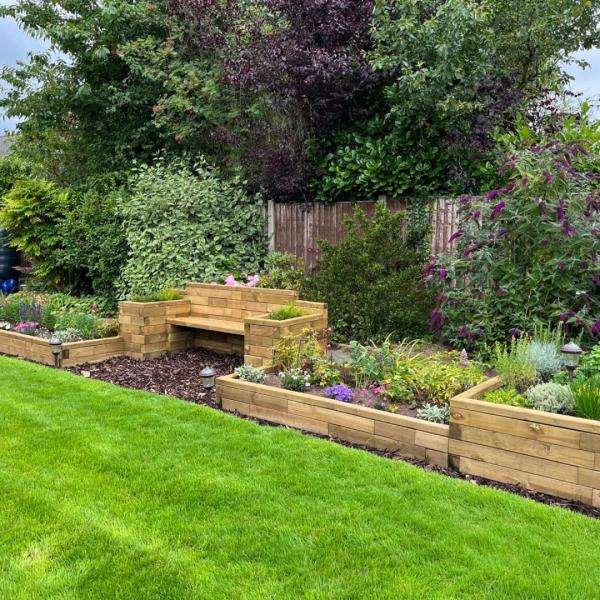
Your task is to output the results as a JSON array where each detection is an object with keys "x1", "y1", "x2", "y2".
[{"x1": 1, "y1": 11, "x2": 599, "y2": 132}]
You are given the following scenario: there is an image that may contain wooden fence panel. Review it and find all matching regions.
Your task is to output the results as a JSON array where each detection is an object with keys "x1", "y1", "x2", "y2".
[{"x1": 269, "y1": 197, "x2": 460, "y2": 270}]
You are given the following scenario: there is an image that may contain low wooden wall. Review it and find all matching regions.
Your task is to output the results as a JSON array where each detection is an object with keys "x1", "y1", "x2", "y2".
[
  {"x1": 217, "y1": 373, "x2": 450, "y2": 467},
  {"x1": 450, "y1": 378, "x2": 600, "y2": 507},
  {"x1": 0, "y1": 329, "x2": 125, "y2": 367},
  {"x1": 244, "y1": 301, "x2": 328, "y2": 367}
]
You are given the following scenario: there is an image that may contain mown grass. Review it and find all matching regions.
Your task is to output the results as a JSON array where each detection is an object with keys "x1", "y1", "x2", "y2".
[{"x1": 1, "y1": 356, "x2": 599, "y2": 599}]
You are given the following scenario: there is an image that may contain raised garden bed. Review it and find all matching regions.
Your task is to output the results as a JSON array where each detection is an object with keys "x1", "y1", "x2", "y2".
[
  {"x1": 450, "y1": 378, "x2": 600, "y2": 507},
  {"x1": 217, "y1": 368, "x2": 451, "y2": 467},
  {"x1": 0, "y1": 328, "x2": 124, "y2": 367}
]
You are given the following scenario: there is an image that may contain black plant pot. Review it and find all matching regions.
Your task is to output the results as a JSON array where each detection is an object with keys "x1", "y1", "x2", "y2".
[{"x1": 0, "y1": 230, "x2": 19, "y2": 282}]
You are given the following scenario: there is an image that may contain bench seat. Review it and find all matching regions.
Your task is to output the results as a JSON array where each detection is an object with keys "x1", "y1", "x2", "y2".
[{"x1": 166, "y1": 317, "x2": 244, "y2": 336}]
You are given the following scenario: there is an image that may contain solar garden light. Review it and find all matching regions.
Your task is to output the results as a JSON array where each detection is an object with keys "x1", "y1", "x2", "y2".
[
  {"x1": 200, "y1": 366, "x2": 216, "y2": 390},
  {"x1": 48, "y1": 336, "x2": 63, "y2": 368},
  {"x1": 561, "y1": 340, "x2": 583, "y2": 381}
]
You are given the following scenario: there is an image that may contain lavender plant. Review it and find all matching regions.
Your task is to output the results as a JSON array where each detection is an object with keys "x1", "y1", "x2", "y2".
[{"x1": 325, "y1": 384, "x2": 353, "y2": 403}]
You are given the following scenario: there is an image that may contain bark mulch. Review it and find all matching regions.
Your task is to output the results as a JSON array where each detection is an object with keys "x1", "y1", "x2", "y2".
[
  {"x1": 69, "y1": 348, "x2": 242, "y2": 408},
  {"x1": 68, "y1": 349, "x2": 599, "y2": 520}
]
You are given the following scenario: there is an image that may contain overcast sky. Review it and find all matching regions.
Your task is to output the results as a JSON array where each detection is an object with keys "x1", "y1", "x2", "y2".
[{"x1": 1, "y1": 11, "x2": 599, "y2": 133}]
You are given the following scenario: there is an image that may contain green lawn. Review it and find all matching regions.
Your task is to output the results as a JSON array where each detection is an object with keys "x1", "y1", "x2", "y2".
[{"x1": 1, "y1": 357, "x2": 599, "y2": 599}]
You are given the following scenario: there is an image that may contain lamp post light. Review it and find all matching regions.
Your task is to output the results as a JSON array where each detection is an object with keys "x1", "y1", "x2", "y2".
[
  {"x1": 48, "y1": 336, "x2": 63, "y2": 368},
  {"x1": 561, "y1": 340, "x2": 583, "y2": 381},
  {"x1": 200, "y1": 366, "x2": 217, "y2": 390}
]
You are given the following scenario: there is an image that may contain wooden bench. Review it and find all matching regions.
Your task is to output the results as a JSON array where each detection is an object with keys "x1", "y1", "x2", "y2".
[{"x1": 167, "y1": 283, "x2": 328, "y2": 366}]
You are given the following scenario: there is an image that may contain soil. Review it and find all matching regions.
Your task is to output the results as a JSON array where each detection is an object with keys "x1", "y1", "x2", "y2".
[
  {"x1": 263, "y1": 372, "x2": 420, "y2": 418},
  {"x1": 65, "y1": 349, "x2": 599, "y2": 520}
]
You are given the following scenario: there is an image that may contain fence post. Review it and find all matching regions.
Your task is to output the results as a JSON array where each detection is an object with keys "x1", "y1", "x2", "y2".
[{"x1": 267, "y1": 199, "x2": 275, "y2": 251}]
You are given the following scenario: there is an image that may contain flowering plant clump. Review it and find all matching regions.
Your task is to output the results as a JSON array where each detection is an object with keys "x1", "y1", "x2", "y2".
[
  {"x1": 279, "y1": 368, "x2": 311, "y2": 392},
  {"x1": 325, "y1": 384, "x2": 354, "y2": 403},
  {"x1": 424, "y1": 137, "x2": 599, "y2": 350},
  {"x1": 14, "y1": 320, "x2": 40, "y2": 335},
  {"x1": 222, "y1": 274, "x2": 259, "y2": 287}
]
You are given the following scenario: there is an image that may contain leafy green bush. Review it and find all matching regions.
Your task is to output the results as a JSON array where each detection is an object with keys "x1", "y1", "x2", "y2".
[
  {"x1": 301, "y1": 205, "x2": 432, "y2": 342},
  {"x1": 492, "y1": 338, "x2": 538, "y2": 393},
  {"x1": 0, "y1": 178, "x2": 71, "y2": 285},
  {"x1": 577, "y1": 344, "x2": 600, "y2": 381},
  {"x1": 258, "y1": 253, "x2": 304, "y2": 291},
  {"x1": 96, "y1": 319, "x2": 120, "y2": 338},
  {"x1": 268, "y1": 304, "x2": 309, "y2": 321},
  {"x1": 118, "y1": 158, "x2": 267, "y2": 296},
  {"x1": 525, "y1": 383, "x2": 574, "y2": 414},
  {"x1": 571, "y1": 377, "x2": 600, "y2": 421},
  {"x1": 235, "y1": 365, "x2": 266, "y2": 384},
  {"x1": 483, "y1": 387, "x2": 527, "y2": 407},
  {"x1": 273, "y1": 330, "x2": 324, "y2": 372}
]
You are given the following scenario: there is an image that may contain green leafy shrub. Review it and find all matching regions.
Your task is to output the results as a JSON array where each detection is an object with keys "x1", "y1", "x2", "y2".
[
  {"x1": 118, "y1": 158, "x2": 267, "y2": 296},
  {"x1": 416, "y1": 403, "x2": 450, "y2": 424},
  {"x1": 301, "y1": 205, "x2": 432, "y2": 342},
  {"x1": 483, "y1": 387, "x2": 526, "y2": 407},
  {"x1": 54, "y1": 312, "x2": 100, "y2": 340},
  {"x1": 96, "y1": 319, "x2": 120, "y2": 338},
  {"x1": 0, "y1": 178, "x2": 71, "y2": 285},
  {"x1": 279, "y1": 368, "x2": 311, "y2": 392},
  {"x1": 268, "y1": 303, "x2": 309, "y2": 321},
  {"x1": 577, "y1": 344, "x2": 600, "y2": 381},
  {"x1": 235, "y1": 365, "x2": 266, "y2": 384},
  {"x1": 258, "y1": 253, "x2": 304, "y2": 291},
  {"x1": 571, "y1": 377, "x2": 600, "y2": 421},
  {"x1": 492, "y1": 338, "x2": 538, "y2": 393},
  {"x1": 525, "y1": 383, "x2": 574, "y2": 414}
]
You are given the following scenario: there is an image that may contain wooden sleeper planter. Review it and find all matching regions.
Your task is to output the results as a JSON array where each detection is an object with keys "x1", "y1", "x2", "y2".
[{"x1": 449, "y1": 377, "x2": 600, "y2": 508}]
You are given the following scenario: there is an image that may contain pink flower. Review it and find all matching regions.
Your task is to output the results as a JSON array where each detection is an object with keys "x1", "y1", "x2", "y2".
[{"x1": 224, "y1": 275, "x2": 239, "y2": 286}]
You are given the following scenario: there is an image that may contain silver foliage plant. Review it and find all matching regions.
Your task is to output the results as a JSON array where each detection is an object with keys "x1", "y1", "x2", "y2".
[
  {"x1": 525, "y1": 382, "x2": 574, "y2": 414},
  {"x1": 235, "y1": 364, "x2": 266, "y2": 384},
  {"x1": 528, "y1": 341, "x2": 563, "y2": 382},
  {"x1": 416, "y1": 403, "x2": 450, "y2": 424}
]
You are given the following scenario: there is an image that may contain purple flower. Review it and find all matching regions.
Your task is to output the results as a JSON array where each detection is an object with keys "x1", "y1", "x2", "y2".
[
  {"x1": 509, "y1": 328, "x2": 521, "y2": 338},
  {"x1": 562, "y1": 220, "x2": 574, "y2": 237},
  {"x1": 559, "y1": 311, "x2": 574, "y2": 322},
  {"x1": 592, "y1": 320, "x2": 600, "y2": 336},
  {"x1": 593, "y1": 228, "x2": 599, "y2": 238},
  {"x1": 438, "y1": 268, "x2": 447, "y2": 281},
  {"x1": 460, "y1": 195, "x2": 473, "y2": 205},
  {"x1": 543, "y1": 171, "x2": 554, "y2": 184},
  {"x1": 460, "y1": 349, "x2": 469, "y2": 362},
  {"x1": 448, "y1": 229, "x2": 465, "y2": 243},
  {"x1": 594, "y1": 273, "x2": 600, "y2": 288},
  {"x1": 540, "y1": 239, "x2": 549, "y2": 247},
  {"x1": 556, "y1": 200, "x2": 566, "y2": 221},
  {"x1": 520, "y1": 177, "x2": 529, "y2": 187},
  {"x1": 459, "y1": 325, "x2": 469, "y2": 338},
  {"x1": 557, "y1": 261, "x2": 565, "y2": 272},
  {"x1": 468, "y1": 210, "x2": 481, "y2": 221},
  {"x1": 487, "y1": 189, "x2": 502, "y2": 200},
  {"x1": 490, "y1": 201, "x2": 506, "y2": 220},
  {"x1": 463, "y1": 242, "x2": 482, "y2": 257},
  {"x1": 325, "y1": 384, "x2": 353, "y2": 403}
]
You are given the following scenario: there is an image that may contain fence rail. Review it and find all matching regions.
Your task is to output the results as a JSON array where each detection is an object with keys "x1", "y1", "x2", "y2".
[{"x1": 268, "y1": 196, "x2": 461, "y2": 270}]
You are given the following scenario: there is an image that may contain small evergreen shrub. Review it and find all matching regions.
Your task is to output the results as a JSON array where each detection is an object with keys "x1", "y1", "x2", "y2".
[
  {"x1": 235, "y1": 364, "x2": 266, "y2": 384},
  {"x1": 416, "y1": 403, "x2": 450, "y2": 424},
  {"x1": 301, "y1": 205, "x2": 432, "y2": 343},
  {"x1": 96, "y1": 319, "x2": 120, "y2": 338},
  {"x1": 525, "y1": 383, "x2": 574, "y2": 414},
  {"x1": 258, "y1": 253, "x2": 304, "y2": 291}
]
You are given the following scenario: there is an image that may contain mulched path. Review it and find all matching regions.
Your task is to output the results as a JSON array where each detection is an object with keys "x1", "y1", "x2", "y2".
[{"x1": 67, "y1": 349, "x2": 599, "y2": 520}]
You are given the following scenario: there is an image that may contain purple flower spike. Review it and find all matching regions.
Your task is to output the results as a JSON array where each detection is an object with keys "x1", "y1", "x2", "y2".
[
  {"x1": 562, "y1": 220, "x2": 574, "y2": 237},
  {"x1": 490, "y1": 201, "x2": 506, "y2": 220},
  {"x1": 487, "y1": 189, "x2": 502, "y2": 200},
  {"x1": 543, "y1": 171, "x2": 554, "y2": 184},
  {"x1": 556, "y1": 200, "x2": 567, "y2": 221},
  {"x1": 448, "y1": 229, "x2": 465, "y2": 243},
  {"x1": 592, "y1": 320, "x2": 600, "y2": 336}
]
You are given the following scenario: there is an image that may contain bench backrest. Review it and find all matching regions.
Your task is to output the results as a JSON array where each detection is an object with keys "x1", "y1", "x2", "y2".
[{"x1": 185, "y1": 283, "x2": 299, "y2": 323}]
